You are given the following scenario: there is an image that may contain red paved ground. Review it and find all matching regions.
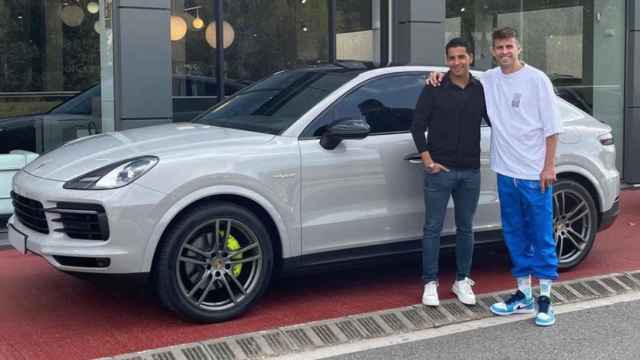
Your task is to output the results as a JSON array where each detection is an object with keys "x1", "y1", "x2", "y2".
[{"x1": 1, "y1": 190, "x2": 639, "y2": 360}]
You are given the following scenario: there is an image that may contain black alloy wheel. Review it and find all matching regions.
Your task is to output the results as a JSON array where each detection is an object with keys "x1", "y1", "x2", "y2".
[{"x1": 154, "y1": 201, "x2": 273, "y2": 323}]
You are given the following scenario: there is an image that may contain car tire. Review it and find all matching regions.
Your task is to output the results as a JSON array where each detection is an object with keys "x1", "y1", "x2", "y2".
[
  {"x1": 554, "y1": 179, "x2": 598, "y2": 270},
  {"x1": 153, "y1": 201, "x2": 273, "y2": 323}
]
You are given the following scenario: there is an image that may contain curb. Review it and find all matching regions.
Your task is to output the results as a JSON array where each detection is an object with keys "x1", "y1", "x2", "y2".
[{"x1": 100, "y1": 270, "x2": 640, "y2": 360}]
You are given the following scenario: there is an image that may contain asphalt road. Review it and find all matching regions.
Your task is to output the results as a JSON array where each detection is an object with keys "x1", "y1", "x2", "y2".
[{"x1": 325, "y1": 299, "x2": 640, "y2": 360}]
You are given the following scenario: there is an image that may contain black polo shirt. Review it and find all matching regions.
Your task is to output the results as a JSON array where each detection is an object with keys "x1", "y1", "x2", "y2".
[{"x1": 410, "y1": 73, "x2": 490, "y2": 169}]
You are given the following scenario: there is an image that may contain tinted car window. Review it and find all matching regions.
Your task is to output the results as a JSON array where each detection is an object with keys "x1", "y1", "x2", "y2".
[
  {"x1": 305, "y1": 73, "x2": 427, "y2": 137},
  {"x1": 172, "y1": 76, "x2": 250, "y2": 122},
  {"x1": 193, "y1": 69, "x2": 363, "y2": 134}
]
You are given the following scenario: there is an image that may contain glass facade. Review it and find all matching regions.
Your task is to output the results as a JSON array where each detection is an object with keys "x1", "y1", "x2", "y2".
[
  {"x1": 337, "y1": 0, "x2": 382, "y2": 63},
  {"x1": 170, "y1": 0, "x2": 386, "y2": 109},
  {"x1": 0, "y1": 0, "x2": 114, "y2": 154},
  {"x1": 224, "y1": 0, "x2": 329, "y2": 81},
  {"x1": 170, "y1": 1, "x2": 222, "y2": 121},
  {"x1": 0, "y1": 0, "x2": 629, "y2": 168},
  {"x1": 445, "y1": 0, "x2": 626, "y2": 170},
  {"x1": 170, "y1": 0, "x2": 385, "y2": 120}
]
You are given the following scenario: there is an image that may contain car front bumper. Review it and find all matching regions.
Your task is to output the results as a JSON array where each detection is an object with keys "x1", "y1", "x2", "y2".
[{"x1": 8, "y1": 170, "x2": 166, "y2": 274}]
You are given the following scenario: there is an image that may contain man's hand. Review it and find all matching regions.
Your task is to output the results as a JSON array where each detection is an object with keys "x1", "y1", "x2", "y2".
[
  {"x1": 426, "y1": 72, "x2": 445, "y2": 87},
  {"x1": 539, "y1": 166, "x2": 556, "y2": 192},
  {"x1": 424, "y1": 161, "x2": 450, "y2": 174}
]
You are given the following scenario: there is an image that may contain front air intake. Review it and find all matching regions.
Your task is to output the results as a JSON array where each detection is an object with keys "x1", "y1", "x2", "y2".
[
  {"x1": 10, "y1": 191, "x2": 49, "y2": 234},
  {"x1": 53, "y1": 256, "x2": 111, "y2": 268},
  {"x1": 48, "y1": 202, "x2": 109, "y2": 240}
]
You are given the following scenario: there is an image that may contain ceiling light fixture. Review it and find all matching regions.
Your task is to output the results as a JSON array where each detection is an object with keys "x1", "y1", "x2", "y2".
[
  {"x1": 205, "y1": 21, "x2": 236, "y2": 48},
  {"x1": 87, "y1": 2, "x2": 100, "y2": 14},
  {"x1": 60, "y1": 4, "x2": 85, "y2": 27},
  {"x1": 170, "y1": 15, "x2": 188, "y2": 41},
  {"x1": 192, "y1": 8, "x2": 204, "y2": 30}
]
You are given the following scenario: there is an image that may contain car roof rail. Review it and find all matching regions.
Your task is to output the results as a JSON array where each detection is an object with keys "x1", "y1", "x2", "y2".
[{"x1": 330, "y1": 60, "x2": 378, "y2": 69}]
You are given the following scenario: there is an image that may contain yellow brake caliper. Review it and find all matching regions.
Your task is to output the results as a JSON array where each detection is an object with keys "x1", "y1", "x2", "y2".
[{"x1": 222, "y1": 232, "x2": 243, "y2": 277}]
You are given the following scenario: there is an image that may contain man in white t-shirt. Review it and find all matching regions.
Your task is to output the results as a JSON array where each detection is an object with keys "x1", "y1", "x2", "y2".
[{"x1": 428, "y1": 27, "x2": 562, "y2": 326}]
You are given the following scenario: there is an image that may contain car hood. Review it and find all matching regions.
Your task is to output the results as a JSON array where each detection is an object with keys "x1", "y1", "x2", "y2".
[{"x1": 22, "y1": 123, "x2": 275, "y2": 181}]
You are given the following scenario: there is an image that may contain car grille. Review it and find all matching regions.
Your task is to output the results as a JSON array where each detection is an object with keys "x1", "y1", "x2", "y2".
[
  {"x1": 10, "y1": 191, "x2": 49, "y2": 234},
  {"x1": 50, "y1": 202, "x2": 110, "y2": 241}
]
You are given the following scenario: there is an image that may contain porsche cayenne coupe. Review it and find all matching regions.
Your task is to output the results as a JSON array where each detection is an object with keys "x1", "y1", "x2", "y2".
[{"x1": 7, "y1": 65, "x2": 620, "y2": 322}]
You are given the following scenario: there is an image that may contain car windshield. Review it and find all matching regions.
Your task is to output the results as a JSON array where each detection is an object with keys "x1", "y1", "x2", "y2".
[
  {"x1": 192, "y1": 69, "x2": 364, "y2": 134},
  {"x1": 49, "y1": 85, "x2": 101, "y2": 115}
]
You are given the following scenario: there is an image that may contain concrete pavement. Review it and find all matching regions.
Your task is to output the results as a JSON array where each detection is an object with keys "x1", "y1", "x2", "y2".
[{"x1": 324, "y1": 296, "x2": 640, "y2": 360}]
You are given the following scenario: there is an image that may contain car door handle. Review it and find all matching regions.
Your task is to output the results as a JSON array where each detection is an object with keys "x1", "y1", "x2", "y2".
[{"x1": 404, "y1": 153, "x2": 422, "y2": 164}]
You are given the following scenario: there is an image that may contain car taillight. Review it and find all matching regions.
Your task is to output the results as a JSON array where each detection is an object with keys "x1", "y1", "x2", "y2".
[{"x1": 599, "y1": 132, "x2": 614, "y2": 146}]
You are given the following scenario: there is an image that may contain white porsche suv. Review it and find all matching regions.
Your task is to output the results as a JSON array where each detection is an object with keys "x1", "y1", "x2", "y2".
[{"x1": 7, "y1": 65, "x2": 620, "y2": 322}]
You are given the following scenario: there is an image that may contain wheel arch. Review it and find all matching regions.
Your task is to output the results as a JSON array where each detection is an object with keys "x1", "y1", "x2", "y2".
[
  {"x1": 143, "y1": 188, "x2": 287, "y2": 274},
  {"x1": 557, "y1": 170, "x2": 602, "y2": 226}
]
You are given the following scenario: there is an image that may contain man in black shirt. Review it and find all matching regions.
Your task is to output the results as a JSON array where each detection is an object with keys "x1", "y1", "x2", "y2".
[{"x1": 410, "y1": 37, "x2": 489, "y2": 307}]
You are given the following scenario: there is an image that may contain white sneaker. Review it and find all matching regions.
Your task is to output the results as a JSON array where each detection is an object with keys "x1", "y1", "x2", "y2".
[
  {"x1": 422, "y1": 281, "x2": 439, "y2": 306},
  {"x1": 452, "y1": 277, "x2": 476, "y2": 305}
]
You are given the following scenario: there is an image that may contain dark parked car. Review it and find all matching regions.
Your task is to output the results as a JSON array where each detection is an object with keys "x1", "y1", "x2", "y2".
[{"x1": 0, "y1": 75, "x2": 249, "y2": 154}]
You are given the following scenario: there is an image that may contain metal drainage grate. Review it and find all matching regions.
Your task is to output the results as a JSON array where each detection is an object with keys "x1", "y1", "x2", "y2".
[
  {"x1": 466, "y1": 302, "x2": 493, "y2": 317},
  {"x1": 554, "y1": 284, "x2": 579, "y2": 302},
  {"x1": 478, "y1": 296, "x2": 497, "y2": 308},
  {"x1": 628, "y1": 272, "x2": 640, "y2": 284},
  {"x1": 600, "y1": 277, "x2": 626, "y2": 293},
  {"x1": 355, "y1": 316, "x2": 387, "y2": 338},
  {"x1": 311, "y1": 325, "x2": 340, "y2": 345},
  {"x1": 441, "y1": 302, "x2": 472, "y2": 322},
  {"x1": 616, "y1": 275, "x2": 639, "y2": 290},
  {"x1": 263, "y1": 332, "x2": 294, "y2": 355},
  {"x1": 235, "y1": 337, "x2": 264, "y2": 358},
  {"x1": 336, "y1": 320, "x2": 364, "y2": 341},
  {"x1": 285, "y1": 328, "x2": 315, "y2": 349},
  {"x1": 550, "y1": 289, "x2": 564, "y2": 304},
  {"x1": 151, "y1": 352, "x2": 176, "y2": 360},
  {"x1": 379, "y1": 313, "x2": 408, "y2": 332},
  {"x1": 112, "y1": 272, "x2": 640, "y2": 360},
  {"x1": 420, "y1": 305, "x2": 450, "y2": 326},
  {"x1": 401, "y1": 308, "x2": 433, "y2": 329},
  {"x1": 585, "y1": 279, "x2": 613, "y2": 296},
  {"x1": 206, "y1": 342, "x2": 236, "y2": 360},
  {"x1": 181, "y1": 346, "x2": 210, "y2": 360},
  {"x1": 569, "y1": 282, "x2": 597, "y2": 298}
]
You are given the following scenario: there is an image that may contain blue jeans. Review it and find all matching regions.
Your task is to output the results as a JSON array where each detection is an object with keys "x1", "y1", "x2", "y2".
[
  {"x1": 422, "y1": 168, "x2": 480, "y2": 283},
  {"x1": 497, "y1": 173, "x2": 558, "y2": 280}
]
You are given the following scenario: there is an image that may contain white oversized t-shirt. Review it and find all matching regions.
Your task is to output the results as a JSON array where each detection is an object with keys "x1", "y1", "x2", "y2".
[{"x1": 480, "y1": 64, "x2": 562, "y2": 180}]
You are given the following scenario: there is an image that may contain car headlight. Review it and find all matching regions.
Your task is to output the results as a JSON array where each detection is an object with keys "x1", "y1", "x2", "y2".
[{"x1": 63, "y1": 156, "x2": 159, "y2": 190}]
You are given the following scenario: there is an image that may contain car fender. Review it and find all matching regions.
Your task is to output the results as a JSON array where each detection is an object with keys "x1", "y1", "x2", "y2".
[
  {"x1": 141, "y1": 184, "x2": 292, "y2": 273},
  {"x1": 556, "y1": 163, "x2": 605, "y2": 211}
]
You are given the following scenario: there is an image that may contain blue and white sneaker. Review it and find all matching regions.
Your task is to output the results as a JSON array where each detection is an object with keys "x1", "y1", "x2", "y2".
[
  {"x1": 490, "y1": 290, "x2": 535, "y2": 316},
  {"x1": 535, "y1": 296, "x2": 556, "y2": 326}
]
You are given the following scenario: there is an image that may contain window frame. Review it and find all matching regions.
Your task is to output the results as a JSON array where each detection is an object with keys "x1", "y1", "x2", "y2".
[{"x1": 299, "y1": 71, "x2": 427, "y2": 140}]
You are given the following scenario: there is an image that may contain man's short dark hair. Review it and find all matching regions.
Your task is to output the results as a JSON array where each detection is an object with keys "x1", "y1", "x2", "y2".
[
  {"x1": 492, "y1": 26, "x2": 519, "y2": 46},
  {"x1": 445, "y1": 37, "x2": 472, "y2": 56}
]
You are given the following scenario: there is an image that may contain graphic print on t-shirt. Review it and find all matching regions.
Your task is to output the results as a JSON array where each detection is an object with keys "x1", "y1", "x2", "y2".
[{"x1": 512, "y1": 93, "x2": 522, "y2": 108}]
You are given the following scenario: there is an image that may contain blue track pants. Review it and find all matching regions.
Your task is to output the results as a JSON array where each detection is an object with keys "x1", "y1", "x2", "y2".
[{"x1": 497, "y1": 173, "x2": 558, "y2": 280}]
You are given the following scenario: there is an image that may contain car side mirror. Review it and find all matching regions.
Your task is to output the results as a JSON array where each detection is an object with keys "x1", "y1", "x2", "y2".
[{"x1": 320, "y1": 118, "x2": 370, "y2": 150}]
